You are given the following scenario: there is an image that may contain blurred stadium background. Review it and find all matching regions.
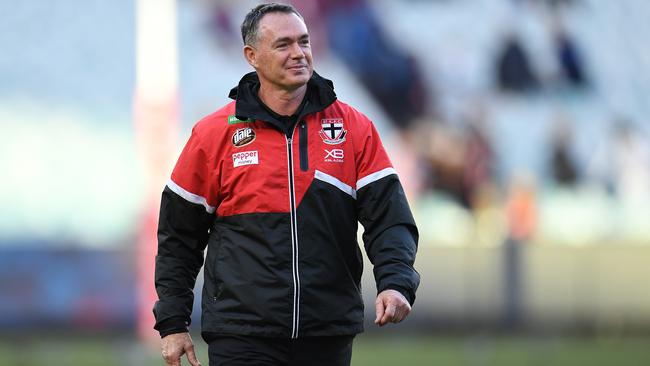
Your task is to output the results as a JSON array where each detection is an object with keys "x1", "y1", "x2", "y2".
[{"x1": 1, "y1": 0, "x2": 649, "y2": 365}]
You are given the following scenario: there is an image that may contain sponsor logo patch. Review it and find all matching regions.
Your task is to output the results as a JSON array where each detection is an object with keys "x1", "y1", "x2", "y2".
[
  {"x1": 232, "y1": 127, "x2": 256, "y2": 147},
  {"x1": 319, "y1": 118, "x2": 347, "y2": 145},
  {"x1": 232, "y1": 150, "x2": 259, "y2": 167},
  {"x1": 324, "y1": 148, "x2": 344, "y2": 163},
  {"x1": 227, "y1": 115, "x2": 255, "y2": 124}
]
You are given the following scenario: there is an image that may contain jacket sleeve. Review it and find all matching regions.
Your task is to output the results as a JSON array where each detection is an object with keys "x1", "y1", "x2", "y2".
[
  {"x1": 153, "y1": 128, "x2": 219, "y2": 337},
  {"x1": 353, "y1": 115, "x2": 420, "y2": 305}
]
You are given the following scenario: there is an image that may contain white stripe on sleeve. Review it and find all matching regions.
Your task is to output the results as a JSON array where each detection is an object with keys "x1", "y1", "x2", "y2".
[
  {"x1": 166, "y1": 179, "x2": 216, "y2": 213},
  {"x1": 314, "y1": 170, "x2": 357, "y2": 199},
  {"x1": 356, "y1": 167, "x2": 397, "y2": 190}
]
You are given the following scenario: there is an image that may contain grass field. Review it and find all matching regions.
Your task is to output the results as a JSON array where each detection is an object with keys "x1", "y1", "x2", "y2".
[{"x1": 1, "y1": 333, "x2": 649, "y2": 366}]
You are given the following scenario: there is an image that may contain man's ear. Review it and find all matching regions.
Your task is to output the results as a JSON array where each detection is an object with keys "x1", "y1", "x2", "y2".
[{"x1": 243, "y1": 45, "x2": 257, "y2": 68}]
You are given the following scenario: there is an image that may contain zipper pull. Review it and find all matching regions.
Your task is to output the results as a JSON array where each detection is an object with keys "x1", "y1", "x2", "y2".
[{"x1": 287, "y1": 137, "x2": 292, "y2": 144}]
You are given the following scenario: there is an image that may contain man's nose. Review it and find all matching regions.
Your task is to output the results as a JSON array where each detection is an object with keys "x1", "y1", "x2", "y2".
[{"x1": 289, "y1": 42, "x2": 305, "y2": 58}]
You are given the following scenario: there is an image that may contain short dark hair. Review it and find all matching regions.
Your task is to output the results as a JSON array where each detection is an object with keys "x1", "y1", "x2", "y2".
[{"x1": 241, "y1": 3, "x2": 304, "y2": 46}]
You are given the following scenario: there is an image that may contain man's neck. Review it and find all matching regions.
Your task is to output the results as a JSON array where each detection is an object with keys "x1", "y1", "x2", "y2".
[{"x1": 257, "y1": 82, "x2": 307, "y2": 117}]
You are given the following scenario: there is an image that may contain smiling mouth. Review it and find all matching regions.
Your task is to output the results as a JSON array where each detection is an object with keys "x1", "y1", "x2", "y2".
[{"x1": 288, "y1": 65, "x2": 307, "y2": 70}]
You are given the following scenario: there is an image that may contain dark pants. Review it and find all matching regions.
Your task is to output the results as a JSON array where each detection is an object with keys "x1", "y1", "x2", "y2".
[{"x1": 206, "y1": 334, "x2": 354, "y2": 366}]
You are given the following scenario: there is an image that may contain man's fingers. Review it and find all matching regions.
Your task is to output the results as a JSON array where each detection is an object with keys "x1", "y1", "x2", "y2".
[
  {"x1": 394, "y1": 307, "x2": 406, "y2": 322},
  {"x1": 161, "y1": 332, "x2": 199, "y2": 366},
  {"x1": 162, "y1": 349, "x2": 178, "y2": 366},
  {"x1": 392, "y1": 307, "x2": 402, "y2": 323},
  {"x1": 375, "y1": 290, "x2": 413, "y2": 326},
  {"x1": 163, "y1": 353, "x2": 181, "y2": 366},
  {"x1": 186, "y1": 344, "x2": 202, "y2": 366},
  {"x1": 380, "y1": 303, "x2": 396, "y2": 325},
  {"x1": 392, "y1": 303, "x2": 406, "y2": 322},
  {"x1": 393, "y1": 300, "x2": 412, "y2": 323},
  {"x1": 374, "y1": 298, "x2": 385, "y2": 324}
]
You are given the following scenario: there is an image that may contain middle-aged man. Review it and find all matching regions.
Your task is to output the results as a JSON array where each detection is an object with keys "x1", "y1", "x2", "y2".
[{"x1": 153, "y1": 3, "x2": 419, "y2": 366}]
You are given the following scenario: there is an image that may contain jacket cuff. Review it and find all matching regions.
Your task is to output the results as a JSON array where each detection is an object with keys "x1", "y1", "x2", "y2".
[
  {"x1": 379, "y1": 285, "x2": 415, "y2": 306},
  {"x1": 155, "y1": 317, "x2": 189, "y2": 338}
]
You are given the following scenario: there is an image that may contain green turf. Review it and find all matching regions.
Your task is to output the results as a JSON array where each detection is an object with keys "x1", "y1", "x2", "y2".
[
  {"x1": 352, "y1": 335, "x2": 650, "y2": 366},
  {"x1": 0, "y1": 334, "x2": 649, "y2": 366}
]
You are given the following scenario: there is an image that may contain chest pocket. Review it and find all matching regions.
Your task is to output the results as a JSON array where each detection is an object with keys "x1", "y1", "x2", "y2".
[{"x1": 299, "y1": 120, "x2": 309, "y2": 171}]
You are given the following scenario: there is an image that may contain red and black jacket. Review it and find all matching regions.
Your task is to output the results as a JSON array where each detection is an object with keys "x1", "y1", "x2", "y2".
[{"x1": 154, "y1": 72, "x2": 419, "y2": 339}]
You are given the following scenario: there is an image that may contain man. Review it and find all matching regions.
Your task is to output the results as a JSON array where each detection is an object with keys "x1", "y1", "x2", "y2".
[{"x1": 154, "y1": 3, "x2": 419, "y2": 366}]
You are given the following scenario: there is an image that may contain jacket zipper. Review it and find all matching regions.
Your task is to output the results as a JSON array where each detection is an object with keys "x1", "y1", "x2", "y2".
[
  {"x1": 299, "y1": 121, "x2": 308, "y2": 171},
  {"x1": 285, "y1": 128, "x2": 301, "y2": 339}
]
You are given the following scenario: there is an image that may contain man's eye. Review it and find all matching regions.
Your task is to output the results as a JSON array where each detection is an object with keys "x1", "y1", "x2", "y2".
[{"x1": 276, "y1": 44, "x2": 287, "y2": 49}]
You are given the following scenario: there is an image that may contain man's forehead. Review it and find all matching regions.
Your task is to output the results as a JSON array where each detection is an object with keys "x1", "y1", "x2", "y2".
[{"x1": 257, "y1": 12, "x2": 308, "y2": 40}]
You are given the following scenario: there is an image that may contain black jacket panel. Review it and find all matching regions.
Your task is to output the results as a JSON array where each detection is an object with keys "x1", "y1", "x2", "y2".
[
  {"x1": 154, "y1": 186, "x2": 213, "y2": 336},
  {"x1": 357, "y1": 175, "x2": 420, "y2": 305},
  {"x1": 296, "y1": 180, "x2": 365, "y2": 336},
  {"x1": 201, "y1": 213, "x2": 294, "y2": 337}
]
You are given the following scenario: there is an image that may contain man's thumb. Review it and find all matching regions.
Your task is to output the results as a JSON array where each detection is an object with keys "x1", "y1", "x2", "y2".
[
  {"x1": 185, "y1": 344, "x2": 201, "y2": 366},
  {"x1": 375, "y1": 297, "x2": 385, "y2": 324}
]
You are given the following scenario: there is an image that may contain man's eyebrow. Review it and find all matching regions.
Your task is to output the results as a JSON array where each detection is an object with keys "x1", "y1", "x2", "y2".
[{"x1": 273, "y1": 34, "x2": 310, "y2": 44}]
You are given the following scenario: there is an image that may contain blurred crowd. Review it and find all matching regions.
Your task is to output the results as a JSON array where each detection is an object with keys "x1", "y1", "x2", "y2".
[
  {"x1": 266, "y1": 0, "x2": 649, "y2": 246},
  {"x1": 199, "y1": 0, "x2": 650, "y2": 246}
]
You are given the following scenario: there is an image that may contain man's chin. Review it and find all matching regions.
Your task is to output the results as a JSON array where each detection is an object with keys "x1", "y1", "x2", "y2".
[{"x1": 283, "y1": 74, "x2": 311, "y2": 89}]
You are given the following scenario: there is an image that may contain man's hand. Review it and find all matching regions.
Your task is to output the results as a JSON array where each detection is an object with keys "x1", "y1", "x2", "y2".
[
  {"x1": 374, "y1": 289, "x2": 411, "y2": 326},
  {"x1": 161, "y1": 332, "x2": 201, "y2": 366}
]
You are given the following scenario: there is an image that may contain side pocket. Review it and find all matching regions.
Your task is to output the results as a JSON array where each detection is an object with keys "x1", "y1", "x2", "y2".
[
  {"x1": 299, "y1": 120, "x2": 308, "y2": 171},
  {"x1": 212, "y1": 224, "x2": 224, "y2": 301}
]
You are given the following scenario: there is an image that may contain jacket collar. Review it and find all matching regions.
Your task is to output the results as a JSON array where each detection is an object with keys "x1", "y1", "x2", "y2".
[{"x1": 228, "y1": 71, "x2": 337, "y2": 131}]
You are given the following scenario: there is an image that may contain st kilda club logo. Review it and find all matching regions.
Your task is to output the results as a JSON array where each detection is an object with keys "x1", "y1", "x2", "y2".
[
  {"x1": 232, "y1": 127, "x2": 256, "y2": 147},
  {"x1": 319, "y1": 118, "x2": 347, "y2": 145}
]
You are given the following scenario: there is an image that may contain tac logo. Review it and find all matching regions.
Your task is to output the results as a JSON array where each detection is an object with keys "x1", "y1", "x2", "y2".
[
  {"x1": 324, "y1": 148, "x2": 344, "y2": 163},
  {"x1": 232, "y1": 127, "x2": 256, "y2": 147},
  {"x1": 319, "y1": 118, "x2": 347, "y2": 145},
  {"x1": 232, "y1": 151, "x2": 259, "y2": 167}
]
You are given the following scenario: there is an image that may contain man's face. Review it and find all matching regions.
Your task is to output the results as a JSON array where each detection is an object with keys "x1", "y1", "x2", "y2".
[{"x1": 245, "y1": 12, "x2": 313, "y2": 91}]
